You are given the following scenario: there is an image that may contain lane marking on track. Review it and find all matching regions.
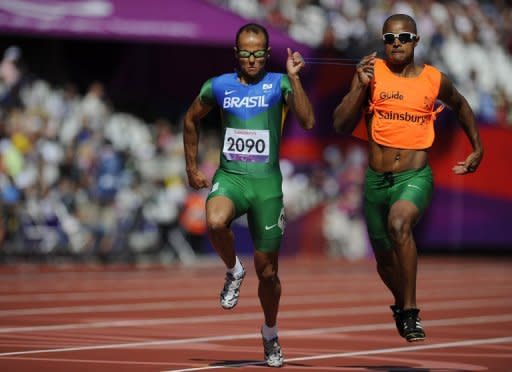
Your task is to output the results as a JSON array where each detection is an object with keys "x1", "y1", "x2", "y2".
[
  {"x1": 161, "y1": 336, "x2": 512, "y2": 372},
  {"x1": 1, "y1": 282, "x2": 510, "y2": 303},
  {"x1": 1, "y1": 287, "x2": 512, "y2": 317},
  {"x1": 1, "y1": 297, "x2": 512, "y2": 334},
  {"x1": 0, "y1": 314, "x2": 511, "y2": 357}
]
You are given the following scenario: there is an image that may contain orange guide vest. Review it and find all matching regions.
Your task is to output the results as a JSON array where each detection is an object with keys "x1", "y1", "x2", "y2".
[{"x1": 352, "y1": 58, "x2": 444, "y2": 149}]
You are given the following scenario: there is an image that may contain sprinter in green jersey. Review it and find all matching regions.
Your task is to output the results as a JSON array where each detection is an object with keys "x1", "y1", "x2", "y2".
[{"x1": 183, "y1": 23, "x2": 314, "y2": 367}]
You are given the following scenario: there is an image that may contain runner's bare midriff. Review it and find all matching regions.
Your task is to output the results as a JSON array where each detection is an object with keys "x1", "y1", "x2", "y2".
[{"x1": 368, "y1": 141, "x2": 428, "y2": 174}]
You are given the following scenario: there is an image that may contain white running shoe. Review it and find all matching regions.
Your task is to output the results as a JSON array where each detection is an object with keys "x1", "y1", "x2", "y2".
[
  {"x1": 262, "y1": 333, "x2": 284, "y2": 368},
  {"x1": 219, "y1": 265, "x2": 245, "y2": 309}
]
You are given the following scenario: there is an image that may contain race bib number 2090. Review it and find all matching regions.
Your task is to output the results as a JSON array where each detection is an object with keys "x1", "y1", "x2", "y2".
[{"x1": 223, "y1": 127, "x2": 270, "y2": 162}]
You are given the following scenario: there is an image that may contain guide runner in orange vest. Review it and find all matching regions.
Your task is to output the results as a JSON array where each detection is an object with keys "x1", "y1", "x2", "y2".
[{"x1": 333, "y1": 14, "x2": 483, "y2": 342}]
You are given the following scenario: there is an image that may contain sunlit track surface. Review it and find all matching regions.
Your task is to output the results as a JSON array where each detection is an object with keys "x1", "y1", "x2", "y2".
[{"x1": 0, "y1": 256, "x2": 511, "y2": 371}]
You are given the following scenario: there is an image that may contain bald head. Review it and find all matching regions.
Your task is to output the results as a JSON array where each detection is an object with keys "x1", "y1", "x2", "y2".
[{"x1": 383, "y1": 14, "x2": 417, "y2": 34}]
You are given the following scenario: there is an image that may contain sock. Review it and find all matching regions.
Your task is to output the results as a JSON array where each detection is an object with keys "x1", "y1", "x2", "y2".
[
  {"x1": 261, "y1": 324, "x2": 278, "y2": 341},
  {"x1": 227, "y1": 256, "x2": 244, "y2": 278}
]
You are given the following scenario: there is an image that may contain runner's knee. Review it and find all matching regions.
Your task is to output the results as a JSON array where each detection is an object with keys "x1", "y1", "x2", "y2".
[
  {"x1": 257, "y1": 263, "x2": 278, "y2": 283},
  {"x1": 207, "y1": 214, "x2": 230, "y2": 233},
  {"x1": 388, "y1": 215, "x2": 412, "y2": 244}
]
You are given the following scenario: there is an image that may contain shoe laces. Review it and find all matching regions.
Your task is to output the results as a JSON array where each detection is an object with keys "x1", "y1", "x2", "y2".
[
  {"x1": 402, "y1": 309, "x2": 421, "y2": 330},
  {"x1": 221, "y1": 273, "x2": 242, "y2": 295},
  {"x1": 263, "y1": 337, "x2": 282, "y2": 357}
]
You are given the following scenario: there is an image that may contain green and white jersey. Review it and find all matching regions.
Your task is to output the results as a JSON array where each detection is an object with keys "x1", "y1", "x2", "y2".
[{"x1": 199, "y1": 72, "x2": 292, "y2": 177}]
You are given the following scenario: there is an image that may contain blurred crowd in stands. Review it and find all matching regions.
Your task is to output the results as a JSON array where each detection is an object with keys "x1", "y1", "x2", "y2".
[
  {"x1": 0, "y1": 46, "x2": 211, "y2": 263},
  {"x1": 1, "y1": 0, "x2": 511, "y2": 263},
  {"x1": 0, "y1": 43, "x2": 366, "y2": 263},
  {"x1": 213, "y1": 0, "x2": 512, "y2": 127}
]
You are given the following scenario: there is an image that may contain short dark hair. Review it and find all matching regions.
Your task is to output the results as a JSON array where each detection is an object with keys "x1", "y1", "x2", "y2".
[
  {"x1": 235, "y1": 23, "x2": 269, "y2": 49},
  {"x1": 383, "y1": 14, "x2": 417, "y2": 34}
]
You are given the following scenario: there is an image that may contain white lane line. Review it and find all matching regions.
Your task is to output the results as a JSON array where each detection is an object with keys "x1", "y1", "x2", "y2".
[
  {"x1": 0, "y1": 333, "x2": 256, "y2": 357},
  {"x1": 0, "y1": 292, "x2": 392, "y2": 317},
  {"x1": 1, "y1": 281, "x2": 510, "y2": 303},
  {"x1": 0, "y1": 314, "x2": 511, "y2": 357},
  {"x1": 162, "y1": 337, "x2": 512, "y2": 372},
  {"x1": 0, "y1": 262, "x2": 507, "y2": 293},
  {"x1": 1, "y1": 297, "x2": 512, "y2": 334},
  {"x1": 0, "y1": 355, "x2": 184, "y2": 367},
  {"x1": 0, "y1": 289, "x2": 214, "y2": 303},
  {"x1": 1, "y1": 293, "x2": 511, "y2": 322}
]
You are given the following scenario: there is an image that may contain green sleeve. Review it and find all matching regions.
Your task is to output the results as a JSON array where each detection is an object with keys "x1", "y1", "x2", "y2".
[
  {"x1": 198, "y1": 78, "x2": 216, "y2": 106},
  {"x1": 280, "y1": 74, "x2": 293, "y2": 99}
]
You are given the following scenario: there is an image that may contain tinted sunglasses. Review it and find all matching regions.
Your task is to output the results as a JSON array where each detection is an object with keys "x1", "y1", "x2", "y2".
[
  {"x1": 382, "y1": 32, "x2": 417, "y2": 44},
  {"x1": 236, "y1": 49, "x2": 267, "y2": 58}
]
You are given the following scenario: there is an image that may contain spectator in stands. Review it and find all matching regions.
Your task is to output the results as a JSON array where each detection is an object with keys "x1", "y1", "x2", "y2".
[
  {"x1": 332, "y1": 14, "x2": 483, "y2": 342},
  {"x1": 0, "y1": 46, "x2": 32, "y2": 116}
]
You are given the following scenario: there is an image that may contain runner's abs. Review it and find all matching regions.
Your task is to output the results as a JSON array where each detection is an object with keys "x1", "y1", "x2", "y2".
[{"x1": 368, "y1": 142, "x2": 428, "y2": 173}]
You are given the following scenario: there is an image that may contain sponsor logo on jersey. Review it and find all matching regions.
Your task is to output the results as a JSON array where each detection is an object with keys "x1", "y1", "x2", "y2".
[
  {"x1": 377, "y1": 110, "x2": 430, "y2": 125},
  {"x1": 262, "y1": 83, "x2": 273, "y2": 92},
  {"x1": 379, "y1": 91, "x2": 404, "y2": 100},
  {"x1": 223, "y1": 96, "x2": 269, "y2": 108}
]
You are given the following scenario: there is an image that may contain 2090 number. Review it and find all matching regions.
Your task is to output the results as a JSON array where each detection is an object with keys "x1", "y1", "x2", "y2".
[{"x1": 226, "y1": 137, "x2": 266, "y2": 153}]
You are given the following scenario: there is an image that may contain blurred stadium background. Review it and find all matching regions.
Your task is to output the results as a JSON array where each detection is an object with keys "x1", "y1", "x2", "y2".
[{"x1": 0, "y1": 0, "x2": 511, "y2": 264}]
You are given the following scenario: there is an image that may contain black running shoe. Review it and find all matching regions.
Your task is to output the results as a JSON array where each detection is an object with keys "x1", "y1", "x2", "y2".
[
  {"x1": 390, "y1": 305, "x2": 405, "y2": 337},
  {"x1": 401, "y1": 308, "x2": 426, "y2": 342}
]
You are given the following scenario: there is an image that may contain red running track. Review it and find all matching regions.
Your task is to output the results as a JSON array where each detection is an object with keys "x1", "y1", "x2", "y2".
[{"x1": 0, "y1": 255, "x2": 511, "y2": 371}]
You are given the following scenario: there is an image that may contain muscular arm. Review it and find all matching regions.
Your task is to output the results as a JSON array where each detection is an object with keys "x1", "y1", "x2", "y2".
[
  {"x1": 183, "y1": 96, "x2": 213, "y2": 188},
  {"x1": 333, "y1": 52, "x2": 376, "y2": 133},
  {"x1": 285, "y1": 48, "x2": 315, "y2": 130},
  {"x1": 332, "y1": 74, "x2": 369, "y2": 134},
  {"x1": 438, "y1": 73, "x2": 484, "y2": 173},
  {"x1": 286, "y1": 74, "x2": 315, "y2": 130}
]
